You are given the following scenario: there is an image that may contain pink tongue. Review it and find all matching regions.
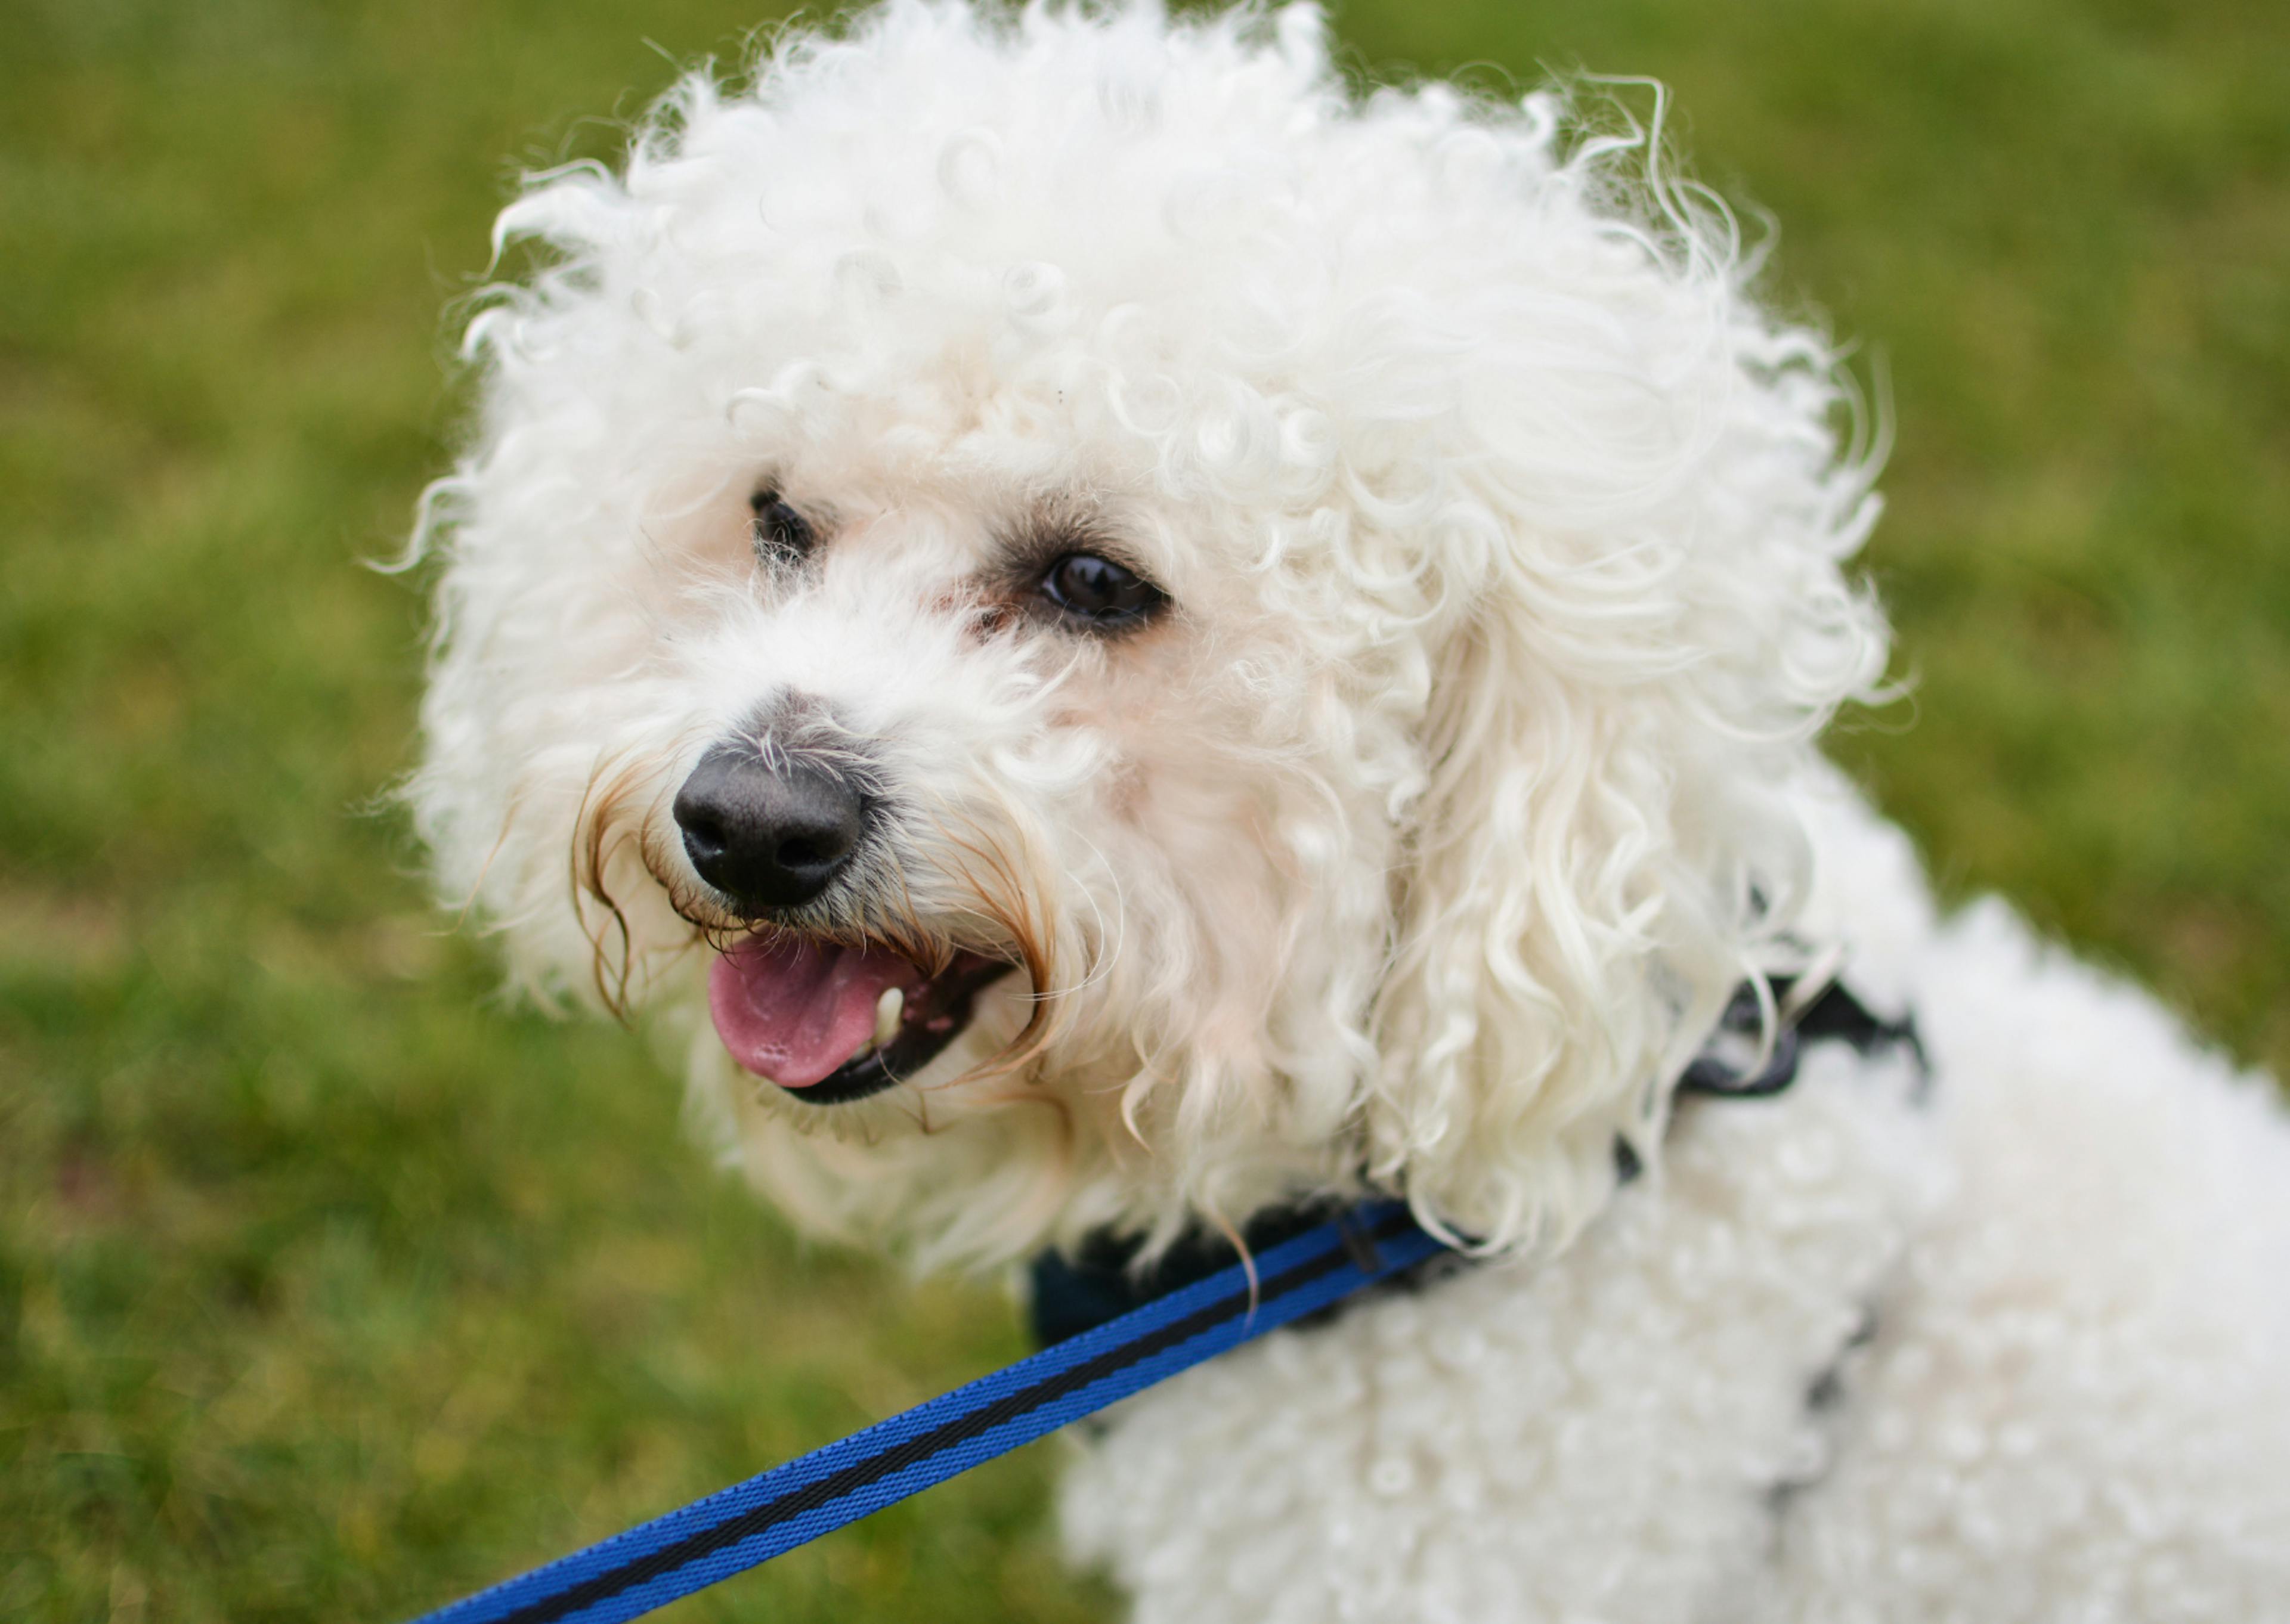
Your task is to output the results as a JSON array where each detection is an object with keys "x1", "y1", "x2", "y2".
[{"x1": 708, "y1": 936, "x2": 924, "y2": 1089}]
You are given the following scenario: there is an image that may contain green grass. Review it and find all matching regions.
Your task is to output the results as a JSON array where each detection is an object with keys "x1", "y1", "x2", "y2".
[{"x1": 4, "y1": 0, "x2": 2285, "y2": 1618}]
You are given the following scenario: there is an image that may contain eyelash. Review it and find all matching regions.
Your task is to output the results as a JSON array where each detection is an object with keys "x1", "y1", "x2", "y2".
[{"x1": 750, "y1": 489, "x2": 815, "y2": 563}]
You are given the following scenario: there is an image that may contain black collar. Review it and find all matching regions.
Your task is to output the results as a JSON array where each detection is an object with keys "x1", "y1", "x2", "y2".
[
  {"x1": 1679, "y1": 971, "x2": 1926, "y2": 1100},
  {"x1": 1028, "y1": 974, "x2": 1926, "y2": 1348}
]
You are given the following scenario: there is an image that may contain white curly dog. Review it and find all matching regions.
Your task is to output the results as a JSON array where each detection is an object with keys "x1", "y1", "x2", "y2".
[{"x1": 409, "y1": 3, "x2": 2290, "y2": 1617}]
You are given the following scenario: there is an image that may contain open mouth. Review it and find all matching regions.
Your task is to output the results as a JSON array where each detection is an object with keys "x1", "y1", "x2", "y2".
[{"x1": 706, "y1": 933, "x2": 1016, "y2": 1105}]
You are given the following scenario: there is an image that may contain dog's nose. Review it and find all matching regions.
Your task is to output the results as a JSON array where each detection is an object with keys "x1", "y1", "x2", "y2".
[{"x1": 673, "y1": 745, "x2": 865, "y2": 912}]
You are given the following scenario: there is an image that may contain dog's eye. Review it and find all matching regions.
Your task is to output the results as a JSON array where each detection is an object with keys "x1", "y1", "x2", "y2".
[
  {"x1": 1038, "y1": 551, "x2": 1166, "y2": 630},
  {"x1": 750, "y1": 489, "x2": 815, "y2": 563}
]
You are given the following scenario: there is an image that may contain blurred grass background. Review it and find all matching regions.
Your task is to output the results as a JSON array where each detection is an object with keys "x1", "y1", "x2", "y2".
[{"x1": 2, "y1": 0, "x2": 2283, "y2": 1617}]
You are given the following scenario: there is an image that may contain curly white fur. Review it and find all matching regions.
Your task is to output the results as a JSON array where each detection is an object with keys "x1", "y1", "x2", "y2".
[
  {"x1": 411, "y1": 0, "x2": 1883, "y2": 1261},
  {"x1": 408, "y1": 2, "x2": 2290, "y2": 1616},
  {"x1": 1062, "y1": 781, "x2": 2290, "y2": 1620}
]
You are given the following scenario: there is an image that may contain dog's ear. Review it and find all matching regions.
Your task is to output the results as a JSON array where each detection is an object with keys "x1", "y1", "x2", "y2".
[
  {"x1": 1364, "y1": 600, "x2": 1722, "y2": 1252},
  {"x1": 1363, "y1": 476, "x2": 1886, "y2": 1254}
]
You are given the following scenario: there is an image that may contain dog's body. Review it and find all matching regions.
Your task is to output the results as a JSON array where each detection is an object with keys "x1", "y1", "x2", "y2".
[
  {"x1": 410, "y1": 3, "x2": 2290, "y2": 1616},
  {"x1": 1065, "y1": 782, "x2": 2290, "y2": 1621}
]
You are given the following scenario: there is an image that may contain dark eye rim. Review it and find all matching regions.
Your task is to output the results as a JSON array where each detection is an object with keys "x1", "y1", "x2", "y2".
[
  {"x1": 1036, "y1": 550, "x2": 1169, "y2": 632},
  {"x1": 749, "y1": 486, "x2": 816, "y2": 562}
]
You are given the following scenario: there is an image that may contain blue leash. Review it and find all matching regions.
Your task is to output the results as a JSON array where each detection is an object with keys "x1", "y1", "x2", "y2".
[{"x1": 406, "y1": 1201, "x2": 1446, "y2": 1624}]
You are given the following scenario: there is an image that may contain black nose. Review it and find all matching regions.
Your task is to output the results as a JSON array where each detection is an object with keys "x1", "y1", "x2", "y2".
[{"x1": 672, "y1": 745, "x2": 866, "y2": 912}]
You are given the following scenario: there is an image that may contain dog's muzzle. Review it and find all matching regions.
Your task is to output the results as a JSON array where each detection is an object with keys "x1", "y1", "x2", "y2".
[{"x1": 676, "y1": 734, "x2": 1015, "y2": 1103}]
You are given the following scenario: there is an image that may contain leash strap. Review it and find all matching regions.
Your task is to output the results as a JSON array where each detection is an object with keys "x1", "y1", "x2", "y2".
[{"x1": 405, "y1": 1201, "x2": 1446, "y2": 1624}]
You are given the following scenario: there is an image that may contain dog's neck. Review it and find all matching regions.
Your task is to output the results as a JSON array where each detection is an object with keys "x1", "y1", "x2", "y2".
[{"x1": 1028, "y1": 974, "x2": 1927, "y2": 1348}]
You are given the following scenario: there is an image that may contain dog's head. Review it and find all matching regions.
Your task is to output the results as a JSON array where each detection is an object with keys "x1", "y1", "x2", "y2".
[{"x1": 410, "y1": 1, "x2": 1886, "y2": 1266}]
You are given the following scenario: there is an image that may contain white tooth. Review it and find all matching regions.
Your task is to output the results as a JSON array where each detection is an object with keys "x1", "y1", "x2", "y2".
[{"x1": 874, "y1": 985, "x2": 905, "y2": 1049}]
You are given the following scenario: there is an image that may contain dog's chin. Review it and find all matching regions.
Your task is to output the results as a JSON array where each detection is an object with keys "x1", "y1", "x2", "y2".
[{"x1": 705, "y1": 929, "x2": 1016, "y2": 1105}]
